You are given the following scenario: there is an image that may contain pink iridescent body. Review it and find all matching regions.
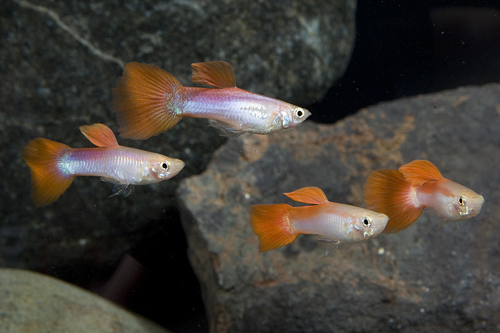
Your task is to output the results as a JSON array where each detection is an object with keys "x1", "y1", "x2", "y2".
[
  {"x1": 22, "y1": 123, "x2": 184, "y2": 206},
  {"x1": 180, "y1": 87, "x2": 305, "y2": 134},
  {"x1": 58, "y1": 146, "x2": 182, "y2": 185},
  {"x1": 113, "y1": 61, "x2": 311, "y2": 139}
]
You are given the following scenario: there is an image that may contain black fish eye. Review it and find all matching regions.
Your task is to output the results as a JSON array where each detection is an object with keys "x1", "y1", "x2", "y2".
[
  {"x1": 458, "y1": 196, "x2": 466, "y2": 206},
  {"x1": 295, "y1": 108, "x2": 304, "y2": 118},
  {"x1": 161, "y1": 162, "x2": 169, "y2": 170},
  {"x1": 362, "y1": 217, "x2": 371, "y2": 227}
]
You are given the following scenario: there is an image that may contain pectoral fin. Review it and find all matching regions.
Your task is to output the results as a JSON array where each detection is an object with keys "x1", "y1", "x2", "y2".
[
  {"x1": 208, "y1": 119, "x2": 245, "y2": 137},
  {"x1": 110, "y1": 184, "x2": 134, "y2": 197},
  {"x1": 436, "y1": 217, "x2": 447, "y2": 230}
]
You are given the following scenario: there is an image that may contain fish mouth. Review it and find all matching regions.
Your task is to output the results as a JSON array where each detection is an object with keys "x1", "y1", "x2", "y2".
[
  {"x1": 458, "y1": 205, "x2": 470, "y2": 217},
  {"x1": 169, "y1": 159, "x2": 185, "y2": 176},
  {"x1": 455, "y1": 202, "x2": 483, "y2": 218},
  {"x1": 172, "y1": 159, "x2": 185, "y2": 171}
]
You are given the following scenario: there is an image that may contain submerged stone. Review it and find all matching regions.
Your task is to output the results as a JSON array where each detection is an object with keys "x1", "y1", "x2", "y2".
[
  {"x1": 0, "y1": 268, "x2": 171, "y2": 333},
  {"x1": 178, "y1": 84, "x2": 500, "y2": 332}
]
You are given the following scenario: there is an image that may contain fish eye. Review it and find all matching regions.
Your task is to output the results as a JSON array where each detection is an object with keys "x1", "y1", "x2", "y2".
[
  {"x1": 362, "y1": 217, "x2": 371, "y2": 228},
  {"x1": 458, "y1": 196, "x2": 466, "y2": 206},
  {"x1": 161, "y1": 162, "x2": 169, "y2": 171},
  {"x1": 294, "y1": 108, "x2": 304, "y2": 118}
]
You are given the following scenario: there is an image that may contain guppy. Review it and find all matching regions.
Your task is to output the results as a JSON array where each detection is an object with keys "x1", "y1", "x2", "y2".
[
  {"x1": 22, "y1": 123, "x2": 185, "y2": 207},
  {"x1": 249, "y1": 187, "x2": 389, "y2": 252},
  {"x1": 364, "y1": 159, "x2": 484, "y2": 233},
  {"x1": 112, "y1": 60, "x2": 311, "y2": 139}
]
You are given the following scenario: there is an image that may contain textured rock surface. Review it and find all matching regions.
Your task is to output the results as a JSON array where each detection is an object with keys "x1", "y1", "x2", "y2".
[
  {"x1": 177, "y1": 84, "x2": 500, "y2": 332},
  {"x1": 1, "y1": 0, "x2": 355, "y2": 271},
  {"x1": 0, "y1": 268, "x2": 171, "y2": 333}
]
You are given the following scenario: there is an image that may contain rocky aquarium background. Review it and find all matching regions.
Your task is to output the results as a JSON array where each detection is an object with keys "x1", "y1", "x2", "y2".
[
  {"x1": 1, "y1": 1, "x2": 500, "y2": 332},
  {"x1": 178, "y1": 84, "x2": 500, "y2": 332}
]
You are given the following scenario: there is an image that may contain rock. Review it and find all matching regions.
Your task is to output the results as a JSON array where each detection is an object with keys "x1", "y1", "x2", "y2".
[
  {"x1": 177, "y1": 84, "x2": 500, "y2": 332},
  {"x1": 0, "y1": 0, "x2": 355, "y2": 271},
  {"x1": 0, "y1": 268, "x2": 171, "y2": 333}
]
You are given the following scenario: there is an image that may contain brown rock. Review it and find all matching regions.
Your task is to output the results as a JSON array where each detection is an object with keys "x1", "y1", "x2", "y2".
[
  {"x1": 1, "y1": 0, "x2": 355, "y2": 272},
  {"x1": 178, "y1": 84, "x2": 500, "y2": 332}
]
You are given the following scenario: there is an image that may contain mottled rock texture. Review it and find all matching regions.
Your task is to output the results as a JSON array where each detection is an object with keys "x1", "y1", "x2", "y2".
[
  {"x1": 1, "y1": 0, "x2": 355, "y2": 271},
  {"x1": 178, "y1": 84, "x2": 500, "y2": 332},
  {"x1": 0, "y1": 268, "x2": 171, "y2": 333}
]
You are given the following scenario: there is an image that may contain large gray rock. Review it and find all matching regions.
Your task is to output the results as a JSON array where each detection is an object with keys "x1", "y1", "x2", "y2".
[
  {"x1": 0, "y1": 268, "x2": 171, "y2": 333},
  {"x1": 177, "y1": 84, "x2": 500, "y2": 332},
  {"x1": 1, "y1": 0, "x2": 355, "y2": 271}
]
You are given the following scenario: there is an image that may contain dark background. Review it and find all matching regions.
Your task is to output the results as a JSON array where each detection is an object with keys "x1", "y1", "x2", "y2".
[
  {"x1": 53, "y1": 1, "x2": 500, "y2": 332},
  {"x1": 312, "y1": 0, "x2": 500, "y2": 123}
]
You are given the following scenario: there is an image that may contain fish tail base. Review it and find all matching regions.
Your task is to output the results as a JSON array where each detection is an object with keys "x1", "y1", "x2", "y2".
[
  {"x1": 364, "y1": 169, "x2": 424, "y2": 233},
  {"x1": 249, "y1": 204, "x2": 297, "y2": 252},
  {"x1": 113, "y1": 62, "x2": 184, "y2": 140},
  {"x1": 22, "y1": 138, "x2": 75, "y2": 207}
]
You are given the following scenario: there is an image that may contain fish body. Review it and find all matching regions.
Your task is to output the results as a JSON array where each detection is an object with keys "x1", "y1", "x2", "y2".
[
  {"x1": 22, "y1": 123, "x2": 185, "y2": 207},
  {"x1": 364, "y1": 160, "x2": 484, "y2": 233},
  {"x1": 182, "y1": 87, "x2": 303, "y2": 134},
  {"x1": 290, "y1": 202, "x2": 388, "y2": 242},
  {"x1": 249, "y1": 187, "x2": 389, "y2": 252},
  {"x1": 57, "y1": 146, "x2": 179, "y2": 185},
  {"x1": 112, "y1": 61, "x2": 311, "y2": 139}
]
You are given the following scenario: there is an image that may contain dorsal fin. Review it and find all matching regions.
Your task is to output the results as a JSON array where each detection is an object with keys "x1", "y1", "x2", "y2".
[
  {"x1": 79, "y1": 123, "x2": 119, "y2": 147},
  {"x1": 284, "y1": 187, "x2": 329, "y2": 205},
  {"x1": 191, "y1": 61, "x2": 236, "y2": 88},
  {"x1": 399, "y1": 160, "x2": 443, "y2": 186}
]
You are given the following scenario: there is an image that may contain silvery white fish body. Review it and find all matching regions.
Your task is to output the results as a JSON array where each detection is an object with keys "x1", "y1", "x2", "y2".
[{"x1": 113, "y1": 61, "x2": 311, "y2": 139}]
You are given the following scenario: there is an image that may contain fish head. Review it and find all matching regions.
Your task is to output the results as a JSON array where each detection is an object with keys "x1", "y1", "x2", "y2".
[
  {"x1": 147, "y1": 155, "x2": 185, "y2": 183},
  {"x1": 279, "y1": 103, "x2": 311, "y2": 129},
  {"x1": 435, "y1": 180, "x2": 484, "y2": 221},
  {"x1": 346, "y1": 210, "x2": 389, "y2": 241}
]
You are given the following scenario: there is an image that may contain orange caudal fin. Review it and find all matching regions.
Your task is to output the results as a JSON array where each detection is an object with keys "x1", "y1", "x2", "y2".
[
  {"x1": 364, "y1": 169, "x2": 424, "y2": 234},
  {"x1": 399, "y1": 160, "x2": 443, "y2": 186},
  {"x1": 112, "y1": 62, "x2": 184, "y2": 140},
  {"x1": 22, "y1": 138, "x2": 75, "y2": 207},
  {"x1": 249, "y1": 204, "x2": 297, "y2": 252},
  {"x1": 284, "y1": 186, "x2": 328, "y2": 205}
]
